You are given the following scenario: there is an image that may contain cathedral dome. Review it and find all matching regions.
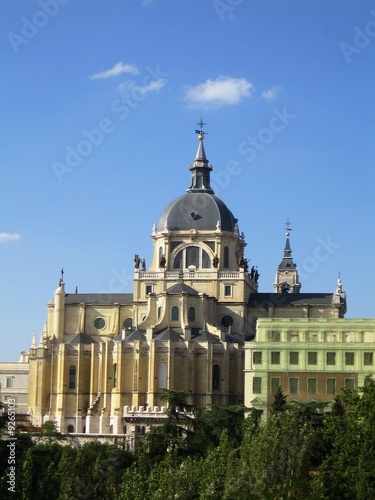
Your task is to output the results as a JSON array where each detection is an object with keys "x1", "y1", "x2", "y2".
[
  {"x1": 158, "y1": 192, "x2": 237, "y2": 232},
  {"x1": 158, "y1": 125, "x2": 237, "y2": 233}
]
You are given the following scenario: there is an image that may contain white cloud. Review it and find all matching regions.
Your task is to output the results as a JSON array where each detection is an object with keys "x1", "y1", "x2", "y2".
[
  {"x1": 184, "y1": 76, "x2": 255, "y2": 106},
  {"x1": 0, "y1": 232, "x2": 20, "y2": 243},
  {"x1": 89, "y1": 62, "x2": 139, "y2": 80},
  {"x1": 117, "y1": 78, "x2": 167, "y2": 95},
  {"x1": 261, "y1": 85, "x2": 282, "y2": 101}
]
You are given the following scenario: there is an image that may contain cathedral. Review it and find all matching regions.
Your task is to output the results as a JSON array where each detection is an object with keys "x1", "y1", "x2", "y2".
[{"x1": 28, "y1": 125, "x2": 375, "y2": 442}]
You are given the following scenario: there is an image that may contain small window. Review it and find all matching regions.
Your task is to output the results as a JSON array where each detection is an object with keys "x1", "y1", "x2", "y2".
[
  {"x1": 268, "y1": 331, "x2": 281, "y2": 342},
  {"x1": 212, "y1": 365, "x2": 220, "y2": 389},
  {"x1": 308, "y1": 352, "x2": 317, "y2": 365},
  {"x1": 364, "y1": 332, "x2": 374, "y2": 342},
  {"x1": 345, "y1": 332, "x2": 355, "y2": 342},
  {"x1": 223, "y1": 246, "x2": 229, "y2": 268},
  {"x1": 289, "y1": 352, "x2": 299, "y2": 365},
  {"x1": 271, "y1": 352, "x2": 280, "y2": 364},
  {"x1": 69, "y1": 366, "x2": 76, "y2": 389},
  {"x1": 6, "y1": 377, "x2": 13, "y2": 389},
  {"x1": 188, "y1": 307, "x2": 195, "y2": 322},
  {"x1": 345, "y1": 352, "x2": 355, "y2": 365},
  {"x1": 327, "y1": 378, "x2": 336, "y2": 395},
  {"x1": 158, "y1": 363, "x2": 167, "y2": 389},
  {"x1": 345, "y1": 378, "x2": 355, "y2": 390},
  {"x1": 253, "y1": 352, "x2": 262, "y2": 364},
  {"x1": 364, "y1": 352, "x2": 373, "y2": 366},
  {"x1": 290, "y1": 332, "x2": 299, "y2": 342},
  {"x1": 171, "y1": 306, "x2": 179, "y2": 321},
  {"x1": 113, "y1": 363, "x2": 117, "y2": 388},
  {"x1": 308, "y1": 332, "x2": 318, "y2": 341},
  {"x1": 308, "y1": 378, "x2": 317, "y2": 395},
  {"x1": 221, "y1": 315, "x2": 233, "y2": 328},
  {"x1": 271, "y1": 377, "x2": 281, "y2": 394},
  {"x1": 67, "y1": 425, "x2": 74, "y2": 433},
  {"x1": 289, "y1": 377, "x2": 299, "y2": 394},
  {"x1": 224, "y1": 285, "x2": 232, "y2": 297},
  {"x1": 326, "y1": 352, "x2": 336, "y2": 365},
  {"x1": 94, "y1": 317, "x2": 105, "y2": 330},
  {"x1": 123, "y1": 317, "x2": 133, "y2": 329},
  {"x1": 145, "y1": 285, "x2": 153, "y2": 295},
  {"x1": 253, "y1": 377, "x2": 262, "y2": 393}
]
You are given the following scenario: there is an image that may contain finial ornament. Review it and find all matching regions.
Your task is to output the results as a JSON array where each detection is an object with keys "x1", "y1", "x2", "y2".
[
  {"x1": 284, "y1": 219, "x2": 292, "y2": 236},
  {"x1": 195, "y1": 118, "x2": 207, "y2": 140}
]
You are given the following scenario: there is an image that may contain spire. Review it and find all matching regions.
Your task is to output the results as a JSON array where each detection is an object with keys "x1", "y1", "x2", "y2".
[
  {"x1": 273, "y1": 222, "x2": 301, "y2": 293},
  {"x1": 187, "y1": 118, "x2": 214, "y2": 194}
]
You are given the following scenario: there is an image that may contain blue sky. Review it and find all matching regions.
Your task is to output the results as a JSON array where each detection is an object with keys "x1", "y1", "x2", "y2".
[{"x1": 1, "y1": 0, "x2": 375, "y2": 360}]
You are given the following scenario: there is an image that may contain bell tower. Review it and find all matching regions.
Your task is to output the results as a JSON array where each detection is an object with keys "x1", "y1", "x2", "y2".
[{"x1": 273, "y1": 223, "x2": 301, "y2": 294}]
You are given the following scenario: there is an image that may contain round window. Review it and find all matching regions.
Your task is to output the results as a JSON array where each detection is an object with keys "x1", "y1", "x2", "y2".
[
  {"x1": 221, "y1": 315, "x2": 233, "y2": 328},
  {"x1": 94, "y1": 317, "x2": 106, "y2": 330}
]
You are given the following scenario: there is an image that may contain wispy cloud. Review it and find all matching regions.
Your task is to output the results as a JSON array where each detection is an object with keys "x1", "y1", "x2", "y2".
[
  {"x1": 89, "y1": 62, "x2": 139, "y2": 80},
  {"x1": 0, "y1": 232, "x2": 20, "y2": 243},
  {"x1": 261, "y1": 85, "x2": 282, "y2": 101},
  {"x1": 118, "y1": 78, "x2": 167, "y2": 95},
  {"x1": 184, "y1": 76, "x2": 255, "y2": 106}
]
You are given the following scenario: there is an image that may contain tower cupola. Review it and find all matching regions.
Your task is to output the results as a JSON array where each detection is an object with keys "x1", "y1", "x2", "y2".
[{"x1": 273, "y1": 224, "x2": 301, "y2": 293}]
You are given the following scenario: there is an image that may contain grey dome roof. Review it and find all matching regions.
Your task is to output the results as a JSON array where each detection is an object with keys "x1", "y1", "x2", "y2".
[{"x1": 158, "y1": 192, "x2": 237, "y2": 232}]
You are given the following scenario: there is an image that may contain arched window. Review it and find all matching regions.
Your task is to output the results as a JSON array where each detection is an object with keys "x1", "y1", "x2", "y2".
[
  {"x1": 188, "y1": 306, "x2": 195, "y2": 322},
  {"x1": 113, "y1": 363, "x2": 117, "y2": 388},
  {"x1": 224, "y1": 246, "x2": 229, "y2": 268},
  {"x1": 158, "y1": 306, "x2": 162, "y2": 319},
  {"x1": 69, "y1": 366, "x2": 76, "y2": 389},
  {"x1": 202, "y1": 249, "x2": 211, "y2": 268},
  {"x1": 172, "y1": 306, "x2": 179, "y2": 321},
  {"x1": 213, "y1": 365, "x2": 220, "y2": 389},
  {"x1": 158, "y1": 363, "x2": 167, "y2": 389},
  {"x1": 173, "y1": 246, "x2": 212, "y2": 269},
  {"x1": 67, "y1": 424, "x2": 74, "y2": 433},
  {"x1": 133, "y1": 360, "x2": 138, "y2": 391},
  {"x1": 123, "y1": 317, "x2": 133, "y2": 329}
]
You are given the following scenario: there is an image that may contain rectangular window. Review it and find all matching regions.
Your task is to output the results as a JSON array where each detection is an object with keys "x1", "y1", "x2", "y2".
[
  {"x1": 289, "y1": 352, "x2": 299, "y2": 365},
  {"x1": 224, "y1": 285, "x2": 232, "y2": 297},
  {"x1": 253, "y1": 352, "x2": 262, "y2": 364},
  {"x1": 6, "y1": 377, "x2": 13, "y2": 388},
  {"x1": 345, "y1": 352, "x2": 355, "y2": 365},
  {"x1": 308, "y1": 378, "x2": 317, "y2": 395},
  {"x1": 327, "y1": 378, "x2": 336, "y2": 395},
  {"x1": 308, "y1": 352, "x2": 317, "y2": 365},
  {"x1": 326, "y1": 352, "x2": 336, "y2": 365},
  {"x1": 253, "y1": 377, "x2": 262, "y2": 393},
  {"x1": 289, "y1": 377, "x2": 299, "y2": 394},
  {"x1": 271, "y1": 352, "x2": 280, "y2": 364},
  {"x1": 290, "y1": 331, "x2": 299, "y2": 342},
  {"x1": 145, "y1": 285, "x2": 153, "y2": 295},
  {"x1": 364, "y1": 352, "x2": 373, "y2": 366},
  {"x1": 268, "y1": 331, "x2": 281, "y2": 342},
  {"x1": 345, "y1": 378, "x2": 355, "y2": 390},
  {"x1": 308, "y1": 332, "x2": 318, "y2": 341},
  {"x1": 271, "y1": 377, "x2": 281, "y2": 395}
]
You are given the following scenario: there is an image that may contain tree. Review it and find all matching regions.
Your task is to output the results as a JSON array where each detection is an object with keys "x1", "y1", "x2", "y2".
[{"x1": 271, "y1": 386, "x2": 287, "y2": 413}]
